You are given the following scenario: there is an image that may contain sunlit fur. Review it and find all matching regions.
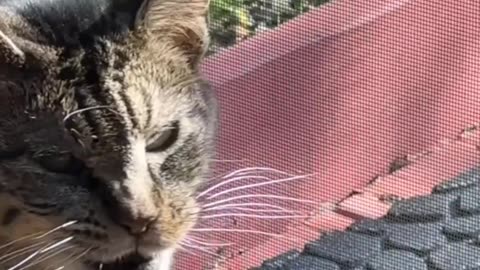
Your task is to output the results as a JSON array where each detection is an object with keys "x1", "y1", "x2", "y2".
[{"x1": 0, "y1": 0, "x2": 217, "y2": 269}]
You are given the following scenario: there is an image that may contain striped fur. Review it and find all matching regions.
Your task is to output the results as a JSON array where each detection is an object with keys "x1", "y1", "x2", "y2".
[{"x1": 0, "y1": 0, "x2": 216, "y2": 269}]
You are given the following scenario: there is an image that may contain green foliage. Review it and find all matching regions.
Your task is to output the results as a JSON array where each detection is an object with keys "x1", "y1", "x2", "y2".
[
  {"x1": 209, "y1": 0, "x2": 251, "y2": 31},
  {"x1": 207, "y1": 0, "x2": 331, "y2": 54}
]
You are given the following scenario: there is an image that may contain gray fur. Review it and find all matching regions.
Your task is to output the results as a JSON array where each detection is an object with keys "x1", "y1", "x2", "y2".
[{"x1": 0, "y1": 0, "x2": 216, "y2": 269}]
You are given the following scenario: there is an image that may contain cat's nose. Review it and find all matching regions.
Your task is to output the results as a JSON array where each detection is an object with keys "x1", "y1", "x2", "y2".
[
  {"x1": 99, "y1": 185, "x2": 159, "y2": 235},
  {"x1": 119, "y1": 215, "x2": 157, "y2": 235},
  {"x1": 108, "y1": 203, "x2": 159, "y2": 235},
  {"x1": 104, "y1": 198, "x2": 159, "y2": 235}
]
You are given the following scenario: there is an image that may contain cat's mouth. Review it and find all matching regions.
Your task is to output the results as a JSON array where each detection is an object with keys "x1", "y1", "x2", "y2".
[{"x1": 88, "y1": 253, "x2": 151, "y2": 270}]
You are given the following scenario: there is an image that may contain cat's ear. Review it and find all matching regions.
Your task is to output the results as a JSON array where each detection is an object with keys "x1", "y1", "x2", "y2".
[
  {"x1": 0, "y1": 29, "x2": 25, "y2": 66},
  {"x1": 134, "y1": 0, "x2": 210, "y2": 67}
]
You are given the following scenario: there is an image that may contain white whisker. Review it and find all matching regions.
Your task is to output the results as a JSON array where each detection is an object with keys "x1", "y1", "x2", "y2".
[
  {"x1": 190, "y1": 228, "x2": 292, "y2": 239},
  {"x1": 220, "y1": 167, "x2": 293, "y2": 179},
  {"x1": 33, "y1": 221, "x2": 77, "y2": 240},
  {"x1": 7, "y1": 237, "x2": 73, "y2": 270},
  {"x1": 52, "y1": 247, "x2": 91, "y2": 270},
  {"x1": 202, "y1": 194, "x2": 316, "y2": 208},
  {"x1": 0, "y1": 221, "x2": 76, "y2": 252},
  {"x1": 6, "y1": 244, "x2": 49, "y2": 270},
  {"x1": 206, "y1": 174, "x2": 313, "y2": 200},
  {"x1": 18, "y1": 245, "x2": 74, "y2": 270},
  {"x1": 0, "y1": 233, "x2": 45, "y2": 251},
  {"x1": 201, "y1": 213, "x2": 308, "y2": 220},
  {"x1": 202, "y1": 202, "x2": 289, "y2": 212},
  {"x1": 0, "y1": 242, "x2": 47, "y2": 263},
  {"x1": 63, "y1": 106, "x2": 117, "y2": 122},
  {"x1": 39, "y1": 237, "x2": 74, "y2": 255},
  {"x1": 184, "y1": 237, "x2": 233, "y2": 247},
  {"x1": 7, "y1": 251, "x2": 42, "y2": 270},
  {"x1": 177, "y1": 245, "x2": 198, "y2": 256},
  {"x1": 52, "y1": 249, "x2": 82, "y2": 270},
  {"x1": 197, "y1": 176, "x2": 270, "y2": 199},
  {"x1": 209, "y1": 159, "x2": 246, "y2": 163},
  {"x1": 202, "y1": 207, "x2": 302, "y2": 214},
  {"x1": 180, "y1": 242, "x2": 221, "y2": 257}
]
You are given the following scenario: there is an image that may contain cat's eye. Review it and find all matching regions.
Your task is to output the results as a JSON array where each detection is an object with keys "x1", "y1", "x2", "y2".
[
  {"x1": 146, "y1": 121, "x2": 180, "y2": 152},
  {"x1": 35, "y1": 152, "x2": 85, "y2": 174}
]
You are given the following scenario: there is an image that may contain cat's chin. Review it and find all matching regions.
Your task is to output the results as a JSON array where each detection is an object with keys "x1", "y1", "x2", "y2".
[
  {"x1": 84, "y1": 248, "x2": 175, "y2": 270},
  {"x1": 85, "y1": 252, "x2": 152, "y2": 270}
]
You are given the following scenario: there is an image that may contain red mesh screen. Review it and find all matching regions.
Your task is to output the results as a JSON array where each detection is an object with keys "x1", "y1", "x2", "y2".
[{"x1": 175, "y1": 0, "x2": 480, "y2": 269}]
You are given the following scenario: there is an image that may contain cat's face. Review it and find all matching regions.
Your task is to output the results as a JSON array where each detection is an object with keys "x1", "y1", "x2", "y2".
[{"x1": 0, "y1": 0, "x2": 216, "y2": 269}]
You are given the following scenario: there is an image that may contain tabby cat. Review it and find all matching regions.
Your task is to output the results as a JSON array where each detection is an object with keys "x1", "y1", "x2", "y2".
[{"x1": 0, "y1": 0, "x2": 217, "y2": 269}]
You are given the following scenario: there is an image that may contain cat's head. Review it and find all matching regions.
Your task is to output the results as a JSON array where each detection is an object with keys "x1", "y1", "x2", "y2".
[{"x1": 0, "y1": 0, "x2": 217, "y2": 269}]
